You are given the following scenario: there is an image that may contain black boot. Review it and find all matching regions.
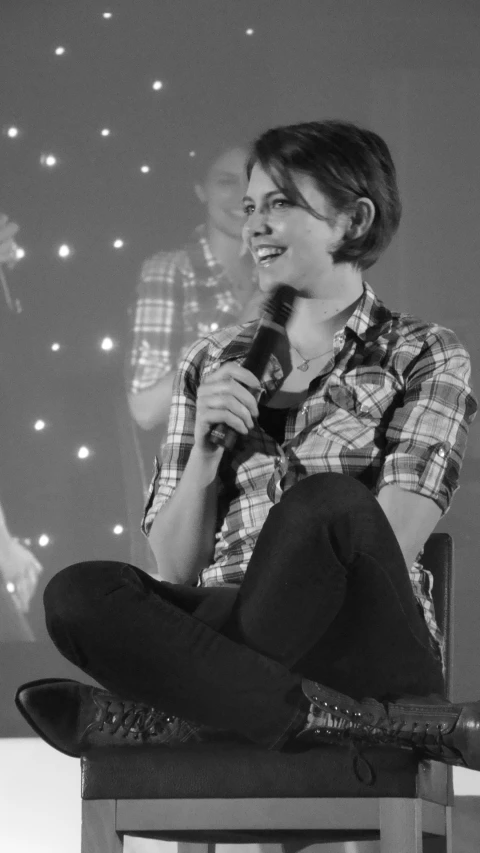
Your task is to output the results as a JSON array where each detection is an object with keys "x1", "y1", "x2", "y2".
[
  {"x1": 15, "y1": 678, "x2": 227, "y2": 758},
  {"x1": 297, "y1": 678, "x2": 480, "y2": 770}
]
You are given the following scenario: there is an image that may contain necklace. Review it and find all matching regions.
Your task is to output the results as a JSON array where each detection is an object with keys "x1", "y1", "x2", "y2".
[{"x1": 290, "y1": 342, "x2": 334, "y2": 372}]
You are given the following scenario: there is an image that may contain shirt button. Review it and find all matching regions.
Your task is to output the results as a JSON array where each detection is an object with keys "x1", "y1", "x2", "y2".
[
  {"x1": 274, "y1": 456, "x2": 281, "y2": 465},
  {"x1": 436, "y1": 442, "x2": 450, "y2": 458}
]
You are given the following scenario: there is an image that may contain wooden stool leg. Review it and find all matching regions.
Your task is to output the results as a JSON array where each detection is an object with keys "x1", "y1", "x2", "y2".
[
  {"x1": 177, "y1": 844, "x2": 215, "y2": 853},
  {"x1": 379, "y1": 798, "x2": 422, "y2": 853},
  {"x1": 82, "y1": 799, "x2": 123, "y2": 853}
]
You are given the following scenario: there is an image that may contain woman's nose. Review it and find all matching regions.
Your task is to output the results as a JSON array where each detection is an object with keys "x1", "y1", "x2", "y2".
[{"x1": 246, "y1": 210, "x2": 272, "y2": 236}]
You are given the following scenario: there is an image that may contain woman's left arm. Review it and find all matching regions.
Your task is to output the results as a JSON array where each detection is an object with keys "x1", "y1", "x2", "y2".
[
  {"x1": 374, "y1": 327, "x2": 478, "y2": 565},
  {"x1": 376, "y1": 485, "x2": 441, "y2": 569}
]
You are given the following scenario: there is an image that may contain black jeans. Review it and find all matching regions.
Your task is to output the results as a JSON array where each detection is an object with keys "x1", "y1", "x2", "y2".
[{"x1": 43, "y1": 472, "x2": 444, "y2": 749}]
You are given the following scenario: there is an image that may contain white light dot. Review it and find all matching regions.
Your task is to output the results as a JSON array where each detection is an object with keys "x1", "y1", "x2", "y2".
[
  {"x1": 246, "y1": 28, "x2": 254, "y2": 35},
  {"x1": 113, "y1": 238, "x2": 124, "y2": 249},
  {"x1": 100, "y1": 128, "x2": 111, "y2": 137},
  {"x1": 40, "y1": 153, "x2": 57, "y2": 167},
  {"x1": 58, "y1": 244, "x2": 71, "y2": 258},
  {"x1": 15, "y1": 246, "x2": 26, "y2": 260},
  {"x1": 113, "y1": 524, "x2": 124, "y2": 535},
  {"x1": 152, "y1": 80, "x2": 163, "y2": 91},
  {"x1": 6, "y1": 126, "x2": 19, "y2": 138},
  {"x1": 51, "y1": 342, "x2": 61, "y2": 352},
  {"x1": 34, "y1": 420, "x2": 46, "y2": 431},
  {"x1": 140, "y1": 165, "x2": 151, "y2": 174},
  {"x1": 210, "y1": 322, "x2": 219, "y2": 331},
  {"x1": 77, "y1": 446, "x2": 91, "y2": 459},
  {"x1": 100, "y1": 337, "x2": 114, "y2": 351},
  {"x1": 189, "y1": 150, "x2": 196, "y2": 158},
  {"x1": 38, "y1": 534, "x2": 50, "y2": 547},
  {"x1": 55, "y1": 46, "x2": 66, "y2": 56},
  {"x1": 103, "y1": 11, "x2": 113, "y2": 19},
  {"x1": 6, "y1": 582, "x2": 15, "y2": 594}
]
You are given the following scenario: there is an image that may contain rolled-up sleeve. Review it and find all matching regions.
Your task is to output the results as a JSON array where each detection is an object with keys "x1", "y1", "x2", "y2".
[
  {"x1": 141, "y1": 337, "x2": 207, "y2": 536},
  {"x1": 126, "y1": 252, "x2": 185, "y2": 394},
  {"x1": 374, "y1": 328, "x2": 477, "y2": 515}
]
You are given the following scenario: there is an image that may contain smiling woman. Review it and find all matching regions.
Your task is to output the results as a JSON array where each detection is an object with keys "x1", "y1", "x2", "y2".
[{"x1": 16, "y1": 120, "x2": 480, "y2": 780}]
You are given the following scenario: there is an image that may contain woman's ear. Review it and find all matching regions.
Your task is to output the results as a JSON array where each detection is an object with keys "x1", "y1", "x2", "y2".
[{"x1": 348, "y1": 198, "x2": 376, "y2": 239}]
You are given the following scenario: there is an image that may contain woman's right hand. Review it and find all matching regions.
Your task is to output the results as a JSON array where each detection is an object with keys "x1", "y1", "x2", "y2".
[
  {"x1": 194, "y1": 363, "x2": 261, "y2": 455},
  {"x1": 0, "y1": 213, "x2": 20, "y2": 265}
]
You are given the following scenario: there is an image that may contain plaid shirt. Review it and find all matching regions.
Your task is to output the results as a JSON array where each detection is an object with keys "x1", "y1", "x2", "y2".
[
  {"x1": 126, "y1": 225, "x2": 257, "y2": 393},
  {"x1": 143, "y1": 282, "x2": 477, "y2": 650}
]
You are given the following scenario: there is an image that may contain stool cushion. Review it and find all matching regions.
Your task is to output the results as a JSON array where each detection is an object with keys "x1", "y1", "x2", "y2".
[{"x1": 81, "y1": 741, "x2": 420, "y2": 800}]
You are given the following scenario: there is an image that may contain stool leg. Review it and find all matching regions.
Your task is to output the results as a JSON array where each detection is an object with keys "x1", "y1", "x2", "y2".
[
  {"x1": 82, "y1": 799, "x2": 123, "y2": 853},
  {"x1": 177, "y1": 844, "x2": 214, "y2": 853},
  {"x1": 379, "y1": 799, "x2": 422, "y2": 853}
]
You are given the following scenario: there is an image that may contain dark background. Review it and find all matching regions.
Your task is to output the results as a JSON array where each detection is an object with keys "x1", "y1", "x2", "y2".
[{"x1": 1, "y1": 0, "x2": 480, "y2": 735}]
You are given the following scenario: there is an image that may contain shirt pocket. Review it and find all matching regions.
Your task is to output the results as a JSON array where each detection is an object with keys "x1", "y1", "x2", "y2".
[{"x1": 317, "y1": 371, "x2": 401, "y2": 449}]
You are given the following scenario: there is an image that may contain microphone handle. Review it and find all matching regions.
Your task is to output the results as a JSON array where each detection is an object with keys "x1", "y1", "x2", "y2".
[{"x1": 208, "y1": 324, "x2": 283, "y2": 450}]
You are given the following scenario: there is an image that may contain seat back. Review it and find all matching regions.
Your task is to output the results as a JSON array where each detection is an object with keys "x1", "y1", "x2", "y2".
[{"x1": 421, "y1": 532, "x2": 454, "y2": 699}]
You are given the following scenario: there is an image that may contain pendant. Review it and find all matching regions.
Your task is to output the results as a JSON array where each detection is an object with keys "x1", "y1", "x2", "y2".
[{"x1": 297, "y1": 361, "x2": 310, "y2": 372}]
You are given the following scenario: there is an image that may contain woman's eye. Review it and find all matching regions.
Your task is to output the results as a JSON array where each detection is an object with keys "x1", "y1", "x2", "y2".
[
  {"x1": 243, "y1": 204, "x2": 254, "y2": 216},
  {"x1": 271, "y1": 197, "x2": 290, "y2": 209}
]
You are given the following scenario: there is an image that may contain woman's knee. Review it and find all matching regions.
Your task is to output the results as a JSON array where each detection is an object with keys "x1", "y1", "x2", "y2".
[
  {"x1": 281, "y1": 472, "x2": 374, "y2": 517},
  {"x1": 44, "y1": 560, "x2": 127, "y2": 623}
]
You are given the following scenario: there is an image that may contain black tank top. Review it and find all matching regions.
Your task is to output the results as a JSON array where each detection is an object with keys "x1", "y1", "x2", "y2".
[{"x1": 257, "y1": 405, "x2": 290, "y2": 446}]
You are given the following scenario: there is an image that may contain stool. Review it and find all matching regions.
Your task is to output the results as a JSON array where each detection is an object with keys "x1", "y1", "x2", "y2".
[{"x1": 81, "y1": 532, "x2": 454, "y2": 853}]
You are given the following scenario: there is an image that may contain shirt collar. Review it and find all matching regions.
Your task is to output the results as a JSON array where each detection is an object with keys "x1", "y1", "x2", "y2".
[
  {"x1": 185, "y1": 224, "x2": 225, "y2": 280},
  {"x1": 344, "y1": 280, "x2": 393, "y2": 342},
  {"x1": 217, "y1": 281, "x2": 393, "y2": 365}
]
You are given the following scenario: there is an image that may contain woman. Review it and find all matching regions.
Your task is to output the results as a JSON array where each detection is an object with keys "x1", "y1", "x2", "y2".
[{"x1": 16, "y1": 120, "x2": 480, "y2": 770}]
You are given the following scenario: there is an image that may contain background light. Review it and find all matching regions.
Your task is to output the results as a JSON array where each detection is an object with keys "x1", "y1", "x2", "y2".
[
  {"x1": 113, "y1": 524, "x2": 124, "y2": 535},
  {"x1": 103, "y1": 11, "x2": 113, "y2": 19},
  {"x1": 77, "y1": 446, "x2": 91, "y2": 459},
  {"x1": 58, "y1": 244, "x2": 72, "y2": 258},
  {"x1": 100, "y1": 336, "x2": 114, "y2": 351},
  {"x1": 113, "y1": 238, "x2": 124, "y2": 248},
  {"x1": 6, "y1": 126, "x2": 19, "y2": 138},
  {"x1": 34, "y1": 420, "x2": 46, "y2": 431},
  {"x1": 152, "y1": 80, "x2": 163, "y2": 90},
  {"x1": 140, "y1": 164, "x2": 150, "y2": 173},
  {"x1": 40, "y1": 153, "x2": 58, "y2": 167},
  {"x1": 100, "y1": 128, "x2": 111, "y2": 136},
  {"x1": 38, "y1": 534, "x2": 50, "y2": 547},
  {"x1": 51, "y1": 342, "x2": 61, "y2": 352},
  {"x1": 54, "y1": 46, "x2": 66, "y2": 56},
  {"x1": 246, "y1": 28, "x2": 254, "y2": 35},
  {"x1": 15, "y1": 246, "x2": 26, "y2": 260}
]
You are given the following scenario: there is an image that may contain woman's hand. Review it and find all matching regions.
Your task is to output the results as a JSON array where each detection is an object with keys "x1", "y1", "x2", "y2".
[
  {"x1": 194, "y1": 363, "x2": 261, "y2": 455},
  {"x1": 0, "y1": 214, "x2": 20, "y2": 265}
]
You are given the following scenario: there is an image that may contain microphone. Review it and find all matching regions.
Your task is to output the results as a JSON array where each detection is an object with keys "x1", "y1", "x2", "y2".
[{"x1": 208, "y1": 283, "x2": 297, "y2": 451}]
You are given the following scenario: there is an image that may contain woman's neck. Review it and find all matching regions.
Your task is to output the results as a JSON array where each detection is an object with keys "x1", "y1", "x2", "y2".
[
  {"x1": 287, "y1": 281, "x2": 364, "y2": 349},
  {"x1": 207, "y1": 224, "x2": 248, "y2": 272}
]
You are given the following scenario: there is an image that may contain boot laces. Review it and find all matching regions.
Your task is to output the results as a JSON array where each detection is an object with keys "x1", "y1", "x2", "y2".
[
  {"x1": 310, "y1": 699, "x2": 454, "y2": 784},
  {"x1": 86, "y1": 693, "x2": 173, "y2": 740}
]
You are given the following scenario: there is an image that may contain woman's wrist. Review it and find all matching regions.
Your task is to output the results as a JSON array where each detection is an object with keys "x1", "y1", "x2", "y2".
[{"x1": 188, "y1": 443, "x2": 223, "y2": 484}]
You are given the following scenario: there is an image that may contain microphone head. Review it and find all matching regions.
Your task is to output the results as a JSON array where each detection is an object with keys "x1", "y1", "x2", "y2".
[{"x1": 262, "y1": 284, "x2": 297, "y2": 327}]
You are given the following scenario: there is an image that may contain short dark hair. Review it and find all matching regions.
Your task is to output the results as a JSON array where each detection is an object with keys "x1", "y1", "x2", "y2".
[{"x1": 246, "y1": 120, "x2": 402, "y2": 271}]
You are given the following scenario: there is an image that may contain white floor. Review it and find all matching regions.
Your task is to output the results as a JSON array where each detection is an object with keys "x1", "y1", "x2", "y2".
[{"x1": 1, "y1": 739, "x2": 480, "y2": 853}]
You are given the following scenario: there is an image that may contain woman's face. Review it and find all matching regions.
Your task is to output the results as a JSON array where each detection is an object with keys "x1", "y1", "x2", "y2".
[
  {"x1": 242, "y1": 163, "x2": 349, "y2": 294},
  {"x1": 195, "y1": 147, "x2": 248, "y2": 239}
]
